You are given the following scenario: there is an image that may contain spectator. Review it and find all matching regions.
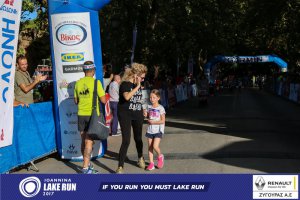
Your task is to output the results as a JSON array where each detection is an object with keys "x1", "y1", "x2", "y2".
[
  {"x1": 13, "y1": 99, "x2": 29, "y2": 107},
  {"x1": 14, "y1": 55, "x2": 47, "y2": 104},
  {"x1": 74, "y1": 61, "x2": 106, "y2": 174},
  {"x1": 119, "y1": 64, "x2": 131, "y2": 79},
  {"x1": 109, "y1": 74, "x2": 121, "y2": 136},
  {"x1": 116, "y1": 63, "x2": 148, "y2": 173},
  {"x1": 103, "y1": 64, "x2": 113, "y2": 92}
]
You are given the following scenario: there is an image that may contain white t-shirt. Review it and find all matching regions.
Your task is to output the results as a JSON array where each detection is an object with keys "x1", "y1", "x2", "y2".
[
  {"x1": 103, "y1": 78, "x2": 111, "y2": 91},
  {"x1": 146, "y1": 104, "x2": 166, "y2": 134}
]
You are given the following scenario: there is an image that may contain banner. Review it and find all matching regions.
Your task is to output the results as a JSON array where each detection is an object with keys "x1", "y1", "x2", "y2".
[
  {"x1": 0, "y1": 0, "x2": 22, "y2": 148},
  {"x1": 0, "y1": 174, "x2": 298, "y2": 200},
  {"x1": 48, "y1": 1, "x2": 110, "y2": 160},
  {"x1": 50, "y1": 12, "x2": 97, "y2": 160},
  {"x1": 130, "y1": 24, "x2": 137, "y2": 64},
  {"x1": 205, "y1": 55, "x2": 288, "y2": 76},
  {"x1": 0, "y1": 102, "x2": 56, "y2": 173}
]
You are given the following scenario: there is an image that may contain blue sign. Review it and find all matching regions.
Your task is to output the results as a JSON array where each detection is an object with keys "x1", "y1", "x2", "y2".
[
  {"x1": 1, "y1": 174, "x2": 298, "y2": 200},
  {"x1": 205, "y1": 55, "x2": 288, "y2": 73}
]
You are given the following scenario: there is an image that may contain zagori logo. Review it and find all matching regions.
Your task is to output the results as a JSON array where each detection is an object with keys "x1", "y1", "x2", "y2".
[
  {"x1": 56, "y1": 24, "x2": 87, "y2": 46},
  {"x1": 4, "y1": 0, "x2": 14, "y2": 6},
  {"x1": 19, "y1": 177, "x2": 41, "y2": 198}
]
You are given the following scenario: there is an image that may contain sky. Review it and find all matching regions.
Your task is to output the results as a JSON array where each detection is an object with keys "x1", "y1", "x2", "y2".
[{"x1": 22, "y1": 10, "x2": 38, "y2": 21}]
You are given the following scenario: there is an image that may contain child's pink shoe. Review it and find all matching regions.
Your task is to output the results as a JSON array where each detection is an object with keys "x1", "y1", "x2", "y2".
[
  {"x1": 157, "y1": 154, "x2": 164, "y2": 169},
  {"x1": 146, "y1": 162, "x2": 155, "y2": 171}
]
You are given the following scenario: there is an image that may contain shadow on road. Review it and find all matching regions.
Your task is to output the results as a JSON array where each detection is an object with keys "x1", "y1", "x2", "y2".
[{"x1": 165, "y1": 88, "x2": 300, "y2": 173}]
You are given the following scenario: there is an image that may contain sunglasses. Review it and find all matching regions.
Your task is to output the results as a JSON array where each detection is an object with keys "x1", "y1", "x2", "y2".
[{"x1": 137, "y1": 75, "x2": 145, "y2": 80}]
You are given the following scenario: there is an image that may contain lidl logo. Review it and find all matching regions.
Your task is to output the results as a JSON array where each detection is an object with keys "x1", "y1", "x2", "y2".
[{"x1": 61, "y1": 53, "x2": 84, "y2": 62}]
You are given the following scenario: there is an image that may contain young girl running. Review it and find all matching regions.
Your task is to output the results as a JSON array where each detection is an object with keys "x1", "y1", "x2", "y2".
[{"x1": 143, "y1": 89, "x2": 166, "y2": 171}]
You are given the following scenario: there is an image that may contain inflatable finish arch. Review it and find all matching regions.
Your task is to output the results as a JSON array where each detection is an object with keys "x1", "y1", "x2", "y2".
[
  {"x1": 48, "y1": 0, "x2": 110, "y2": 160},
  {"x1": 205, "y1": 55, "x2": 288, "y2": 77}
]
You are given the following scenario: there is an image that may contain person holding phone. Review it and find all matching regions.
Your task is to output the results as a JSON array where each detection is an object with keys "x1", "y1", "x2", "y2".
[
  {"x1": 116, "y1": 63, "x2": 148, "y2": 173},
  {"x1": 14, "y1": 55, "x2": 47, "y2": 105}
]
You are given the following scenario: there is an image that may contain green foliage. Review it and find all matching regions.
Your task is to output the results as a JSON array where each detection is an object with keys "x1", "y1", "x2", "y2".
[
  {"x1": 100, "y1": 0, "x2": 300, "y2": 75},
  {"x1": 19, "y1": 0, "x2": 49, "y2": 73},
  {"x1": 18, "y1": 0, "x2": 300, "y2": 75}
]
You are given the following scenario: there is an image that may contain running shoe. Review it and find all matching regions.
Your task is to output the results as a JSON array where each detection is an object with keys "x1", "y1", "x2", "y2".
[
  {"x1": 146, "y1": 162, "x2": 155, "y2": 171},
  {"x1": 157, "y1": 154, "x2": 164, "y2": 169}
]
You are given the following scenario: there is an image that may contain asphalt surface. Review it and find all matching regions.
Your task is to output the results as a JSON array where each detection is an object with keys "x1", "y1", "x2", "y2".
[{"x1": 14, "y1": 88, "x2": 300, "y2": 174}]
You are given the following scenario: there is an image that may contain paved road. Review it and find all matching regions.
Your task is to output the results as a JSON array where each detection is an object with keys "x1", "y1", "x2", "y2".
[{"x1": 14, "y1": 88, "x2": 300, "y2": 174}]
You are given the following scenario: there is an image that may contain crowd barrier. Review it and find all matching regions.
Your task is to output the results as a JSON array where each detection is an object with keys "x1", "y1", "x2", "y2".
[
  {"x1": 0, "y1": 83, "x2": 196, "y2": 173},
  {"x1": 0, "y1": 102, "x2": 56, "y2": 173},
  {"x1": 142, "y1": 83, "x2": 197, "y2": 109},
  {"x1": 271, "y1": 80, "x2": 300, "y2": 104}
]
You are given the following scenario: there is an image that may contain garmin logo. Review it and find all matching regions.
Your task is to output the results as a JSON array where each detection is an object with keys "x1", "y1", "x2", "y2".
[
  {"x1": 63, "y1": 65, "x2": 83, "y2": 73},
  {"x1": 56, "y1": 24, "x2": 87, "y2": 46}
]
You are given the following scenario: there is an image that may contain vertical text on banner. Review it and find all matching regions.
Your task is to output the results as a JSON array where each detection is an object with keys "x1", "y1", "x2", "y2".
[{"x1": 0, "y1": 0, "x2": 23, "y2": 148}]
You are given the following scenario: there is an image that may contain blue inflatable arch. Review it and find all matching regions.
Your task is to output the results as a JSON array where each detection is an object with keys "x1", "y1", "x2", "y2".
[{"x1": 204, "y1": 55, "x2": 288, "y2": 76}]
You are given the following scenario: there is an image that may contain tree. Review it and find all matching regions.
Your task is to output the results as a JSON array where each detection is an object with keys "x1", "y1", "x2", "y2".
[{"x1": 19, "y1": 0, "x2": 49, "y2": 73}]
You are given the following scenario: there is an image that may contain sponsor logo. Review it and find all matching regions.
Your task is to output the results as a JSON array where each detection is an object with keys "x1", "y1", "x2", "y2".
[
  {"x1": 68, "y1": 121, "x2": 78, "y2": 125},
  {"x1": 66, "y1": 112, "x2": 77, "y2": 118},
  {"x1": 1, "y1": 129, "x2": 4, "y2": 141},
  {"x1": 69, "y1": 144, "x2": 75, "y2": 150},
  {"x1": 61, "y1": 53, "x2": 84, "y2": 62},
  {"x1": 19, "y1": 177, "x2": 41, "y2": 198},
  {"x1": 63, "y1": 65, "x2": 83, "y2": 73},
  {"x1": 253, "y1": 175, "x2": 298, "y2": 199},
  {"x1": 59, "y1": 79, "x2": 69, "y2": 89},
  {"x1": 43, "y1": 178, "x2": 76, "y2": 193},
  {"x1": 59, "y1": 80, "x2": 73, "y2": 89},
  {"x1": 63, "y1": 130, "x2": 77, "y2": 135},
  {"x1": 56, "y1": 24, "x2": 87, "y2": 46},
  {"x1": 63, "y1": 93, "x2": 74, "y2": 99},
  {"x1": 67, "y1": 144, "x2": 78, "y2": 154},
  {"x1": 1, "y1": 17, "x2": 17, "y2": 103},
  {"x1": 1, "y1": 0, "x2": 17, "y2": 14},
  {"x1": 20, "y1": 177, "x2": 76, "y2": 197},
  {"x1": 255, "y1": 176, "x2": 266, "y2": 190},
  {"x1": 4, "y1": 0, "x2": 14, "y2": 6}
]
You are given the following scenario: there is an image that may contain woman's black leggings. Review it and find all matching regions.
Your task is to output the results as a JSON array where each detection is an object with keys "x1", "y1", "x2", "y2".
[{"x1": 118, "y1": 112, "x2": 144, "y2": 167}]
